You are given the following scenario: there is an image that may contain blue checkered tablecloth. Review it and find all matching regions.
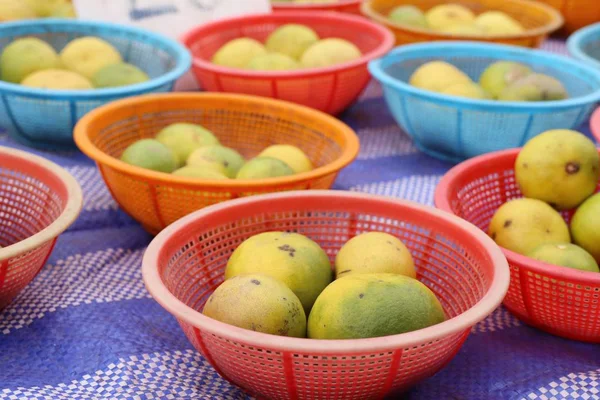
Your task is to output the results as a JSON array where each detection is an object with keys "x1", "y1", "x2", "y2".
[{"x1": 0, "y1": 39, "x2": 599, "y2": 400}]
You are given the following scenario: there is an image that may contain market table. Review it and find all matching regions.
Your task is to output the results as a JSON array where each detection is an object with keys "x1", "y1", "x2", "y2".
[{"x1": 0, "y1": 39, "x2": 598, "y2": 400}]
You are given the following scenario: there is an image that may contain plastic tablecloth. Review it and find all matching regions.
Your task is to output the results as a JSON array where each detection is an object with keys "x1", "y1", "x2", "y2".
[{"x1": 1, "y1": 39, "x2": 599, "y2": 400}]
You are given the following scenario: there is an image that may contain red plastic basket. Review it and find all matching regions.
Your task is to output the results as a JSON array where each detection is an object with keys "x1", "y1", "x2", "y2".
[
  {"x1": 272, "y1": 0, "x2": 364, "y2": 14},
  {"x1": 181, "y1": 12, "x2": 395, "y2": 115},
  {"x1": 143, "y1": 191, "x2": 509, "y2": 399},
  {"x1": 0, "y1": 147, "x2": 82, "y2": 309},
  {"x1": 591, "y1": 107, "x2": 600, "y2": 144},
  {"x1": 435, "y1": 149, "x2": 600, "y2": 343}
]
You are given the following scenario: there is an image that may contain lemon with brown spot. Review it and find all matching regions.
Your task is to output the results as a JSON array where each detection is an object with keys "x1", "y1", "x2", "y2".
[
  {"x1": 308, "y1": 273, "x2": 445, "y2": 339},
  {"x1": 225, "y1": 232, "x2": 332, "y2": 313},
  {"x1": 488, "y1": 198, "x2": 570, "y2": 256},
  {"x1": 203, "y1": 274, "x2": 306, "y2": 337},
  {"x1": 335, "y1": 232, "x2": 416, "y2": 279}
]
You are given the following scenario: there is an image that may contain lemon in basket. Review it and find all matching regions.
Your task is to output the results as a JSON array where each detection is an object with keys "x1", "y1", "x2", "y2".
[
  {"x1": 24, "y1": 0, "x2": 67, "y2": 17},
  {"x1": 441, "y1": 82, "x2": 491, "y2": 99},
  {"x1": 120, "y1": 139, "x2": 178, "y2": 173},
  {"x1": 425, "y1": 4, "x2": 475, "y2": 31},
  {"x1": 335, "y1": 232, "x2": 416, "y2": 279},
  {"x1": 156, "y1": 123, "x2": 220, "y2": 166},
  {"x1": 247, "y1": 53, "x2": 299, "y2": 71},
  {"x1": 236, "y1": 157, "x2": 294, "y2": 180},
  {"x1": 265, "y1": 24, "x2": 319, "y2": 61},
  {"x1": 0, "y1": 0, "x2": 36, "y2": 21},
  {"x1": 60, "y1": 37, "x2": 123, "y2": 79},
  {"x1": 187, "y1": 145, "x2": 245, "y2": 179},
  {"x1": 479, "y1": 61, "x2": 532, "y2": 99},
  {"x1": 172, "y1": 166, "x2": 229, "y2": 180},
  {"x1": 571, "y1": 193, "x2": 600, "y2": 263},
  {"x1": 225, "y1": 231, "x2": 333, "y2": 313},
  {"x1": 474, "y1": 11, "x2": 525, "y2": 36},
  {"x1": 437, "y1": 24, "x2": 485, "y2": 36},
  {"x1": 499, "y1": 73, "x2": 568, "y2": 101},
  {"x1": 527, "y1": 243, "x2": 599, "y2": 272},
  {"x1": 488, "y1": 198, "x2": 570, "y2": 256},
  {"x1": 21, "y1": 69, "x2": 93, "y2": 90},
  {"x1": 204, "y1": 274, "x2": 307, "y2": 338},
  {"x1": 0, "y1": 37, "x2": 61, "y2": 83},
  {"x1": 258, "y1": 145, "x2": 313, "y2": 174},
  {"x1": 307, "y1": 273, "x2": 445, "y2": 339},
  {"x1": 388, "y1": 5, "x2": 427, "y2": 28},
  {"x1": 409, "y1": 61, "x2": 472, "y2": 93},
  {"x1": 48, "y1": 2, "x2": 75, "y2": 18},
  {"x1": 212, "y1": 38, "x2": 266, "y2": 69},
  {"x1": 92, "y1": 63, "x2": 150, "y2": 88},
  {"x1": 515, "y1": 129, "x2": 599, "y2": 210},
  {"x1": 300, "y1": 38, "x2": 362, "y2": 69}
]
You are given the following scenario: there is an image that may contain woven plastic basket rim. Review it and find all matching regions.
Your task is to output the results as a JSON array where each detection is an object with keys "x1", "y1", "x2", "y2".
[
  {"x1": 142, "y1": 190, "x2": 510, "y2": 353},
  {"x1": 369, "y1": 41, "x2": 600, "y2": 112},
  {"x1": 181, "y1": 11, "x2": 395, "y2": 79},
  {"x1": 0, "y1": 147, "x2": 82, "y2": 261},
  {"x1": 0, "y1": 19, "x2": 191, "y2": 100},
  {"x1": 272, "y1": 0, "x2": 363, "y2": 10},
  {"x1": 360, "y1": 0, "x2": 563, "y2": 39},
  {"x1": 434, "y1": 148, "x2": 600, "y2": 285},
  {"x1": 567, "y1": 22, "x2": 600, "y2": 70},
  {"x1": 591, "y1": 107, "x2": 600, "y2": 143},
  {"x1": 73, "y1": 92, "x2": 360, "y2": 188}
]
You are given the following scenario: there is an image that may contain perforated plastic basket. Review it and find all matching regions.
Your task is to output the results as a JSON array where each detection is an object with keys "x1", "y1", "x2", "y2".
[
  {"x1": 181, "y1": 12, "x2": 394, "y2": 115},
  {"x1": 74, "y1": 93, "x2": 359, "y2": 235},
  {"x1": 142, "y1": 191, "x2": 509, "y2": 400},
  {"x1": 0, "y1": 19, "x2": 191, "y2": 149},
  {"x1": 369, "y1": 42, "x2": 600, "y2": 163},
  {"x1": 361, "y1": 0, "x2": 563, "y2": 47},
  {"x1": 536, "y1": 0, "x2": 600, "y2": 34},
  {"x1": 568, "y1": 22, "x2": 600, "y2": 71},
  {"x1": 272, "y1": 0, "x2": 363, "y2": 14},
  {"x1": 435, "y1": 149, "x2": 600, "y2": 343},
  {"x1": 0, "y1": 146, "x2": 82, "y2": 309},
  {"x1": 591, "y1": 107, "x2": 600, "y2": 144}
]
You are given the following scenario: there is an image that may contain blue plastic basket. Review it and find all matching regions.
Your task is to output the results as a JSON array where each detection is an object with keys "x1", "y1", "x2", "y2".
[
  {"x1": 568, "y1": 22, "x2": 600, "y2": 70},
  {"x1": 0, "y1": 19, "x2": 191, "y2": 149},
  {"x1": 369, "y1": 42, "x2": 600, "y2": 163}
]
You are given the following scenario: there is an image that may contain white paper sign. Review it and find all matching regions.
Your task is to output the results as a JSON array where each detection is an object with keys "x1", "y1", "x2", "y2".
[{"x1": 72, "y1": 0, "x2": 272, "y2": 40}]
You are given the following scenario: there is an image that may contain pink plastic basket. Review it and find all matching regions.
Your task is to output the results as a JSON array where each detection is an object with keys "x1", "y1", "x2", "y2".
[
  {"x1": 435, "y1": 149, "x2": 600, "y2": 343},
  {"x1": 272, "y1": 0, "x2": 364, "y2": 14},
  {"x1": 591, "y1": 106, "x2": 600, "y2": 143},
  {"x1": 181, "y1": 12, "x2": 395, "y2": 115},
  {"x1": 143, "y1": 191, "x2": 509, "y2": 399},
  {"x1": 0, "y1": 147, "x2": 82, "y2": 309}
]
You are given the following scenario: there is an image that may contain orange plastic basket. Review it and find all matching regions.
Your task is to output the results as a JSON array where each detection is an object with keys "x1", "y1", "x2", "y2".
[
  {"x1": 272, "y1": 0, "x2": 364, "y2": 14},
  {"x1": 435, "y1": 149, "x2": 600, "y2": 343},
  {"x1": 0, "y1": 147, "x2": 82, "y2": 309},
  {"x1": 142, "y1": 191, "x2": 509, "y2": 400},
  {"x1": 361, "y1": 0, "x2": 563, "y2": 48},
  {"x1": 74, "y1": 93, "x2": 360, "y2": 235},
  {"x1": 536, "y1": 0, "x2": 600, "y2": 34},
  {"x1": 181, "y1": 12, "x2": 395, "y2": 115}
]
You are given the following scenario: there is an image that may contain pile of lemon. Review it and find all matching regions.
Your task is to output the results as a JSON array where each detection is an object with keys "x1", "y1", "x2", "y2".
[
  {"x1": 0, "y1": 36, "x2": 149, "y2": 90},
  {"x1": 120, "y1": 122, "x2": 314, "y2": 180},
  {"x1": 212, "y1": 23, "x2": 362, "y2": 71},
  {"x1": 388, "y1": 3, "x2": 525, "y2": 36},
  {"x1": 203, "y1": 231, "x2": 446, "y2": 339}
]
